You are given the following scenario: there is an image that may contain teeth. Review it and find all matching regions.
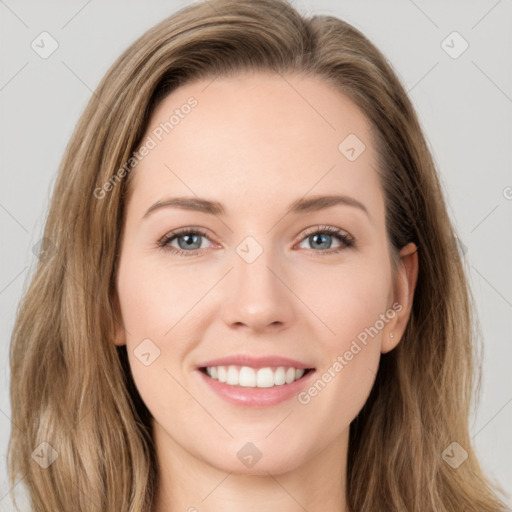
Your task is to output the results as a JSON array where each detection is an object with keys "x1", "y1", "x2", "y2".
[
  {"x1": 239, "y1": 366, "x2": 256, "y2": 387},
  {"x1": 226, "y1": 366, "x2": 239, "y2": 385},
  {"x1": 217, "y1": 366, "x2": 227, "y2": 383},
  {"x1": 256, "y1": 367, "x2": 274, "y2": 388},
  {"x1": 204, "y1": 365, "x2": 308, "y2": 388}
]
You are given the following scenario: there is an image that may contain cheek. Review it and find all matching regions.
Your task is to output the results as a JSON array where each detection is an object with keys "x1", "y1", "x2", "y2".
[
  {"x1": 116, "y1": 250, "x2": 203, "y2": 413},
  {"x1": 116, "y1": 251, "x2": 198, "y2": 339},
  {"x1": 304, "y1": 257, "x2": 392, "y2": 348},
  {"x1": 295, "y1": 261, "x2": 391, "y2": 420}
]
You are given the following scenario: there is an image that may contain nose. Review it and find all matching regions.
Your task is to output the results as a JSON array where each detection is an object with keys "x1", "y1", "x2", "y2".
[{"x1": 221, "y1": 241, "x2": 296, "y2": 333}]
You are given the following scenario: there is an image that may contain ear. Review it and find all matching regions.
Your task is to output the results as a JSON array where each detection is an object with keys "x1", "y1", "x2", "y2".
[
  {"x1": 112, "y1": 292, "x2": 127, "y2": 346},
  {"x1": 381, "y1": 242, "x2": 419, "y2": 354}
]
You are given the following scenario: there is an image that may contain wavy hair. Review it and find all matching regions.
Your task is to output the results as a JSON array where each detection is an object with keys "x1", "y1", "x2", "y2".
[{"x1": 8, "y1": 0, "x2": 507, "y2": 510}]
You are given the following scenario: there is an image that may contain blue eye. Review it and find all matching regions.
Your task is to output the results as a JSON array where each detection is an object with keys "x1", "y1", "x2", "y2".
[
  {"x1": 157, "y1": 225, "x2": 355, "y2": 257},
  {"x1": 158, "y1": 228, "x2": 212, "y2": 257},
  {"x1": 298, "y1": 225, "x2": 355, "y2": 254}
]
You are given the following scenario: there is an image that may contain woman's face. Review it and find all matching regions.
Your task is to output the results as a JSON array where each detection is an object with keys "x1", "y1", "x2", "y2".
[{"x1": 114, "y1": 72, "x2": 416, "y2": 475}]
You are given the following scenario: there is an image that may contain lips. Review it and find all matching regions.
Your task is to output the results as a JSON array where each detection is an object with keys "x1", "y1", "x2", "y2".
[
  {"x1": 197, "y1": 354, "x2": 314, "y2": 370},
  {"x1": 196, "y1": 354, "x2": 316, "y2": 407}
]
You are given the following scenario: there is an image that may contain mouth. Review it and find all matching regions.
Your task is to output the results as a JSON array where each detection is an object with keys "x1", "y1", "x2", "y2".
[
  {"x1": 198, "y1": 365, "x2": 315, "y2": 388},
  {"x1": 196, "y1": 355, "x2": 316, "y2": 406}
]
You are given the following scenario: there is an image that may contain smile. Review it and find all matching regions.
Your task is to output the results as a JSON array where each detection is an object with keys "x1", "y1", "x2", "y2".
[
  {"x1": 200, "y1": 365, "x2": 313, "y2": 388},
  {"x1": 197, "y1": 356, "x2": 316, "y2": 407}
]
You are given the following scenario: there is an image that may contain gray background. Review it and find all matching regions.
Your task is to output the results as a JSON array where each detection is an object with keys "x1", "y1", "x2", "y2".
[{"x1": 1, "y1": 0, "x2": 511, "y2": 509}]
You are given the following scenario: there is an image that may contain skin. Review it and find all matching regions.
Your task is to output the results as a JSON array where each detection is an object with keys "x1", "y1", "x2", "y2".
[{"x1": 114, "y1": 71, "x2": 418, "y2": 512}]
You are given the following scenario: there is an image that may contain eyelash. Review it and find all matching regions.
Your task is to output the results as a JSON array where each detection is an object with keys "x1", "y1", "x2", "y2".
[{"x1": 157, "y1": 225, "x2": 356, "y2": 257}]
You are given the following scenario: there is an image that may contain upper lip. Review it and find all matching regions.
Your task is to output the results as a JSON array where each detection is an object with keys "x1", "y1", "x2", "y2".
[{"x1": 197, "y1": 354, "x2": 315, "y2": 370}]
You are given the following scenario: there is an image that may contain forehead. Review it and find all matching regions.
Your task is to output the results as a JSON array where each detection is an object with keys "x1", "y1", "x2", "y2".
[{"x1": 127, "y1": 72, "x2": 383, "y2": 220}]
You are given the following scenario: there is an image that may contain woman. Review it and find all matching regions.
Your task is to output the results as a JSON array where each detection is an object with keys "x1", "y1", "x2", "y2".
[{"x1": 8, "y1": 0, "x2": 507, "y2": 510}]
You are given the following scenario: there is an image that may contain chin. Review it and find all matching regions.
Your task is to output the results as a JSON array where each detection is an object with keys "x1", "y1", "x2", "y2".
[{"x1": 197, "y1": 436, "x2": 311, "y2": 476}]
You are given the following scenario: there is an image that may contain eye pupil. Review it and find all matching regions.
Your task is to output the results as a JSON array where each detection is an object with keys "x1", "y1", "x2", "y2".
[
  {"x1": 179, "y1": 233, "x2": 201, "y2": 250},
  {"x1": 310, "y1": 233, "x2": 332, "y2": 250}
]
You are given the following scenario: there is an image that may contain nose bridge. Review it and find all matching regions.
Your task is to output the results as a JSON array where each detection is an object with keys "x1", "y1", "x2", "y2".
[{"x1": 222, "y1": 234, "x2": 294, "y2": 330}]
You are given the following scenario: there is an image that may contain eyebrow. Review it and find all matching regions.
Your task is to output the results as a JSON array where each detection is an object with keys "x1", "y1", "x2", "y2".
[{"x1": 142, "y1": 194, "x2": 369, "y2": 220}]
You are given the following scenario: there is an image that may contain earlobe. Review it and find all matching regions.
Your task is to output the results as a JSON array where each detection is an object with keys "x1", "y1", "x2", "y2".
[
  {"x1": 382, "y1": 242, "x2": 419, "y2": 354},
  {"x1": 382, "y1": 330, "x2": 399, "y2": 353}
]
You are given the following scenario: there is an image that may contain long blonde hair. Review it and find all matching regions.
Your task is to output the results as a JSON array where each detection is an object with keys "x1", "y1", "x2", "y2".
[{"x1": 8, "y1": 0, "x2": 507, "y2": 510}]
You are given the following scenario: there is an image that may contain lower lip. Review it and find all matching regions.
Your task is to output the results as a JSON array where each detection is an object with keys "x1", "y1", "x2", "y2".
[{"x1": 197, "y1": 369, "x2": 316, "y2": 407}]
